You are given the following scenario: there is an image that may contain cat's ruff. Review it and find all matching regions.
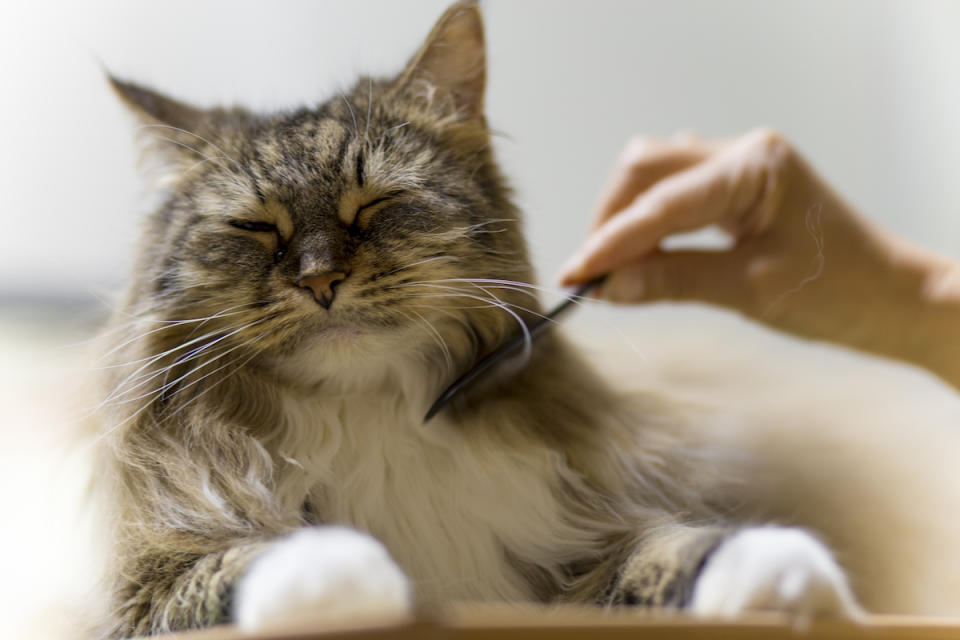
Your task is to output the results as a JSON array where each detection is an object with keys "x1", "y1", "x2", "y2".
[{"x1": 268, "y1": 377, "x2": 610, "y2": 607}]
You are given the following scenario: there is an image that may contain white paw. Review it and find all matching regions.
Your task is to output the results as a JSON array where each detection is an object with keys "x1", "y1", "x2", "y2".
[
  {"x1": 234, "y1": 526, "x2": 412, "y2": 631},
  {"x1": 691, "y1": 527, "x2": 863, "y2": 619}
]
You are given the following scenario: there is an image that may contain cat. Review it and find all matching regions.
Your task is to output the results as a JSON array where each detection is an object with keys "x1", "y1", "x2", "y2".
[{"x1": 92, "y1": 2, "x2": 860, "y2": 636}]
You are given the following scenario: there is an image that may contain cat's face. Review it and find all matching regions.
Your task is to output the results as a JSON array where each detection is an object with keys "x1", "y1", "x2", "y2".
[{"x1": 115, "y1": 3, "x2": 536, "y2": 381}]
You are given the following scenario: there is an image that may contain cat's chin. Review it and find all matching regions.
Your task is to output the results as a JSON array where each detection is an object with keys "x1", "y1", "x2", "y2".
[
  {"x1": 273, "y1": 322, "x2": 440, "y2": 390},
  {"x1": 313, "y1": 322, "x2": 365, "y2": 342}
]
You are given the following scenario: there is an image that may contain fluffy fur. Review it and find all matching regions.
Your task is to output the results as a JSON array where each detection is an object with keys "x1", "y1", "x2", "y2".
[{"x1": 91, "y1": 3, "x2": 860, "y2": 637}]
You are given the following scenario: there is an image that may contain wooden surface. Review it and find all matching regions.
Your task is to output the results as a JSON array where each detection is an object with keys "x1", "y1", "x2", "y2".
[{"x1": 158, "y1": 605, "x2": 960, "y2": 640}]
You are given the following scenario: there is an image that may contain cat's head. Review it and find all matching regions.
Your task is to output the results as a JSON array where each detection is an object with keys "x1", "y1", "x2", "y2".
[{"x1": 112, "y1": 2, "x2": 539, "y2": 387}]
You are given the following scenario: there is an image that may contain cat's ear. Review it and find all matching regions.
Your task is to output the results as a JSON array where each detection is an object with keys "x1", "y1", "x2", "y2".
[
  {"x1": 109, "y1": 76, "x2": 203, "y2": 130},
  {"x1": 396, "y1": 1, "x2": 486, "y2": 120},
  {"x1": 108, "y1": 75, "x2": 214, "y2": 155}
]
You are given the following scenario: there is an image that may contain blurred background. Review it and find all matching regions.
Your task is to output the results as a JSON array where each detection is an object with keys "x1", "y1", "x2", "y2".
[
  {"x1": 1, "y1": 1, "x2": 959, "y2": 637},
  {"x1": 1, "y1": 0, "x2": 958, "y2": 298}
]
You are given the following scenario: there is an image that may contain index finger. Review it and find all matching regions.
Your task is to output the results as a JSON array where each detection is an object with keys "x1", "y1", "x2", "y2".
[
  {"x1": 591, "y1": 137, "x2": 718, "y2": 231},
  {"x1": 562, "y1": 140, "x2": 772, "y2": 284}
]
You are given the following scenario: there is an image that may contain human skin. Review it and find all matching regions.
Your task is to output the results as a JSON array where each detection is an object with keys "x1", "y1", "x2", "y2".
[{"x1": 560, "y1": 129, "x2": 960, "y2": 390}]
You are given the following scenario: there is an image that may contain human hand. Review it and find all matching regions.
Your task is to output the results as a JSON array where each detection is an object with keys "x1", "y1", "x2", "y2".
[{"x1": 560, "y1": 129, "x2": 960, "y2": 383}]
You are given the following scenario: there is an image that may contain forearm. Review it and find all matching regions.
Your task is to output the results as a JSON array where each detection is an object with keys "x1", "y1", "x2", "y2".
[
  {"x1": 761, "y1": 163, "x2": 960, "y2": 390},
  {"x1": 828, "y1": 215, "x2": 960, "y2": 390}
]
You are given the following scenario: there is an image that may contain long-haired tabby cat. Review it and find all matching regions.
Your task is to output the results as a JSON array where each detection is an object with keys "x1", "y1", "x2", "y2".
[{"x1": 93, "y1": 2, "x2": 864, "y2": 636}]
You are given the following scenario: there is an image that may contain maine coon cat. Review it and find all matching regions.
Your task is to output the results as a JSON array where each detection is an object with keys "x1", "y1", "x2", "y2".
[{"x1": 93, "y1": 2, "x2": 861, "y2": 636}]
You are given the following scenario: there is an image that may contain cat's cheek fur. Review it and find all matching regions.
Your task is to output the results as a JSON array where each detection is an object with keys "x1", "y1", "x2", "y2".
[
  {"x1": 234, "y1": 527, "x2": 413, "y2": 632},
  {"x1": 690, "y1": 527, "x2": 863, "y2": 620}
]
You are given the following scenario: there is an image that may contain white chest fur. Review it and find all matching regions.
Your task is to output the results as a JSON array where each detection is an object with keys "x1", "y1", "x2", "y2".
[{"x1": 272, "y1": 387, "x2": 599, "y2": 604}]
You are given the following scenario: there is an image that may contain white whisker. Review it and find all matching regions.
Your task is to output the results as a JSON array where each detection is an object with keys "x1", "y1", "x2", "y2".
[
  {"x1": 391, "y1": 282, "x2": 554, "y2": 325},
  {"x1": 392, "y1": 282, "x2": 535, "y2": 363},
  {"x1": 96, "y1": 318, "x2": 266, "y2": 410},
  {"x1": 155, "y1": 330, "x2": 275, "y2": 427},
  {"x1": 88, "y1": 327, "x2": 273, "y2": 448},
  {"x1": 404, "y1": 309, "x2": 454, "y2": 373},
  {"x1": 111, "y1": 338, "x2": 247, "y2": 407},
  {"x1": 383, "y1": 255, "x2": 455, "y2": 277},
  {"x1": 96, "y1": 304, "x2": 255, "y2": 363}
]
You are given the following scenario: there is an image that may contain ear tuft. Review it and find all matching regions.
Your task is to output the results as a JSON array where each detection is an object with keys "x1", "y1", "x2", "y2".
[{"x1": 397, "y1": 1, "x2": 486, "y2": 120}]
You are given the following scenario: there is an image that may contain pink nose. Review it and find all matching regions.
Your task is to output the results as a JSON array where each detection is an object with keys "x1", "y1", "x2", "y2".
[{"x1": 297, "y1": 271, "x2": 347, "y2": 309}]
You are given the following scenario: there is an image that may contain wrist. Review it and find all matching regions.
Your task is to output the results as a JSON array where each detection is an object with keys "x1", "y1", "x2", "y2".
[
  {"x1": 914, "y1": 253, "x2": 960, "y2": 388},
  {"x1": 878, "y1": 240, "x2": 960, "y2": 389}
]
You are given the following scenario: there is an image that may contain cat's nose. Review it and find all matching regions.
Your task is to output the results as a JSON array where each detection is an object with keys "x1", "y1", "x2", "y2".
[{"x1": 297, "y1": 271, "x2": 348, "y2": 309}]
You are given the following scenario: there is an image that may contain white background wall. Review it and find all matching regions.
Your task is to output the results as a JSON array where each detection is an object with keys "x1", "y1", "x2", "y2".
[{"x1": 2, "y1": 1, "x2": 958, "y2": 309}]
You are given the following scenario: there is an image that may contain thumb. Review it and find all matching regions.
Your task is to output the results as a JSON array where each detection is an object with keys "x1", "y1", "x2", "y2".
[{"x1": 599, "y1": 249, "x2": 753, "y2": 310}]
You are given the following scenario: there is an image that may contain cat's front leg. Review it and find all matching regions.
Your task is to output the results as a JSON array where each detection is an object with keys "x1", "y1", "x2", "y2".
[
  {"x1": 604, "y1": 524, "x2": 861, "y2": 619},
  {"x1": 601, "y1": 524, "x2": 729, "y2": 608},
  {"x1": 234, "y1": 526, "x2": 412, "y2": 632},
  {"x1": 114, "y1": 542, "x2": 270, "y2": 637}
]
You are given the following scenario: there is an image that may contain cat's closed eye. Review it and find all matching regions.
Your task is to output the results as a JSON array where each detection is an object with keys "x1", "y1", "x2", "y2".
[
  {"x1": 228, "y1": 219, "x2": 278, "y2": 233},
  {"x1": 351, "y1": 191, "x2": 406, "y2": 229},
  {"x1": 227, "y1": 219, "x2": 287, "y2": 263}
]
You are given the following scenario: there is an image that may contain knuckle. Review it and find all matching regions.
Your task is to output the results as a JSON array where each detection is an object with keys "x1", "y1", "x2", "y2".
[
  {"x1": 749, "y1": 126, "x2": 783, "y2": 147},
  {"x1": 619, "y1": 137, "x2": 661, "y2": 168},
  {"x1": 747, "y1": 127, "x2": 794, "y2": 164}
]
